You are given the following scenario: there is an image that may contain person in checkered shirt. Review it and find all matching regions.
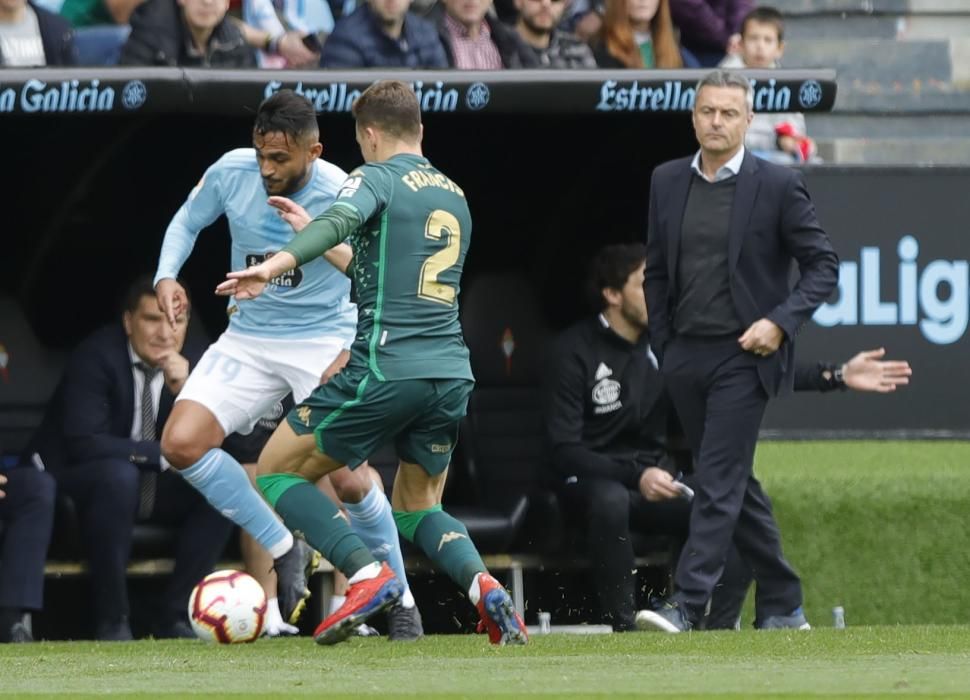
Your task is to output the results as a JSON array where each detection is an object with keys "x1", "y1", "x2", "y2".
[{"x1": 431, "y1": 0, "x2": 538, "y2": 68}]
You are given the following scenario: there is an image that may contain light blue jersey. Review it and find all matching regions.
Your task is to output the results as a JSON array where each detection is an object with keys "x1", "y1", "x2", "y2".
[{"x1": 154, "y1": 148, "x2": 357, "y2": 341}]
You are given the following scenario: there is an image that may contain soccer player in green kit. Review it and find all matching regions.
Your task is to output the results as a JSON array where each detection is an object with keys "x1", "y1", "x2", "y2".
[{"x1": 217, "y1": 80, "x2": 528, "y2": 647}]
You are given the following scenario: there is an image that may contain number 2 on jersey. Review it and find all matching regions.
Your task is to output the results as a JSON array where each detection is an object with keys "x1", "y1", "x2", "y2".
[{"x1": 418, "y1": 209, "x2": 461, "y2": 305}]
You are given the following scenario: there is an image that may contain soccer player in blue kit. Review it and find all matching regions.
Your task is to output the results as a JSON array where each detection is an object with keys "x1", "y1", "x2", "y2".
[{"x1": 153, "y1": 90, "x2": 421, "y2": 640}]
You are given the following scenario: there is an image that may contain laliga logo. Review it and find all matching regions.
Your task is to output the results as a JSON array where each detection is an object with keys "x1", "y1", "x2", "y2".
[{"x1": 813, "y1": 235, "x2": 969, "y2": 345}]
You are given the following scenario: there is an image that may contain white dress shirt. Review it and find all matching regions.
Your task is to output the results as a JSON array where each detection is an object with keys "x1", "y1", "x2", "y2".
[
  {"x1": 690, "y1": 146, "x2": 746, "y2": 183},
  {"x1": 128, "y1": 344, "x2": 164, "y2": 441}
]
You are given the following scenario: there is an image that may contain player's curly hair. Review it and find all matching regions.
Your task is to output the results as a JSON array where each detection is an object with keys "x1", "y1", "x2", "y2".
[
  {"x1": 352, "y1": 80, "x2": 421, "y2": 143},
  {"x1": 585, "y1": 243, "x2": 647, "y2": 312},
  {"x1": 253, "y1": 89, "x2": 319, "y2": 144}
]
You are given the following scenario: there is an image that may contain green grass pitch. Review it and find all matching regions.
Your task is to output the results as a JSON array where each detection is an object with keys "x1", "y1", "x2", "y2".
[
  {"x1": 4, "y1": 442, "x2": 969, "y2": 697},
  {"x1": 3, "y1": 627, "x2": 970, "y2": 698}
]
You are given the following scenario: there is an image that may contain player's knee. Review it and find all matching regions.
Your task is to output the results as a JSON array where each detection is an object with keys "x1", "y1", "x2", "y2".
[
  {"x1": 160, "y1": 421, "x2": 214, "y2": 470},
  {"x1": 330, "y1": 467, "x2": 369, "y2": 503}
]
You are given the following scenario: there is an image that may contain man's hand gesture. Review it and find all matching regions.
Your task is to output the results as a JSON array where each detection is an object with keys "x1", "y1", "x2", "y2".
[
  {"x1": 216, "y1": 262, "x2": 273, "y2": 301},
  {"x1": 268, "y1": 196, "x2": 312, "y2": 233},
  {"x1": 843, "y1": 348, "x2": 912, "y2": 393},
  {"x1": 157, "y1": 352, "x2": 190, "y2": 395},
  {"x1": 156, "y1": 278, "x2": 188, "y2": 330}
]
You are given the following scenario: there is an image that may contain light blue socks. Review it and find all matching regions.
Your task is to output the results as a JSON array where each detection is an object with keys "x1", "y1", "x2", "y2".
[
  {"x1": 344, "y1": 481, "x2": 414, "y2": 606},
  {"x1": 180, "y1": 448, "x2": 293, "y2": 557}
]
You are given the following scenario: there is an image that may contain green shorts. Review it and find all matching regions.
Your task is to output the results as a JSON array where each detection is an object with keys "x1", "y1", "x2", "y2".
[{"x1": 287, "y1": 368, "x2": 474, "y2": 475}]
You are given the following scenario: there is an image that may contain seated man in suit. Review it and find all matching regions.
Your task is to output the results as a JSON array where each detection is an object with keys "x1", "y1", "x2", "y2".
[
  {"x1": 0, "y1": 443, "x2": 56, "y2": 643},
  {"x1": 27, "y1": 276, "x2": 233, "y2": 640}
]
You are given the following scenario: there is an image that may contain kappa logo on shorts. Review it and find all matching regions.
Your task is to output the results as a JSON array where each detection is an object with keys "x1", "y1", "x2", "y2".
[
  {"x1": 296, "y1": 406, "x2": 312, "y2": 426},
  {"x1": 429, "y1": 443, "x2": 452, "y2": 454},
  {"x1": 438, "y1": 531, "x2": 467, "y2": 551}
]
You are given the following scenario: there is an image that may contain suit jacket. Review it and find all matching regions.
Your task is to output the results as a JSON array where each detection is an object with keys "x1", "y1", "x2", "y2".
[
  {"x1": 645, "y1": 151, "x2": 839, "y2": 397},
  {"x1": 0, "y1": 2, "x2": 76, "y2": 66},
  {"x1": 119, "y1": 0, "x2": 256, "y2": 67},
  {"x1": 26, "y1": 324, "x2": 202, "y2": 473}
]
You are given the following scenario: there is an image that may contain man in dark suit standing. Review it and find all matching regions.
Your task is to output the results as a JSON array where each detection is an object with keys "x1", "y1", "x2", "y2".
[
  {"x1": 638, "y1": 70, "x2": 839, "y2": 632},
  {"x1": 28, "y1": 276, "x2": 233, "y2": 640}
]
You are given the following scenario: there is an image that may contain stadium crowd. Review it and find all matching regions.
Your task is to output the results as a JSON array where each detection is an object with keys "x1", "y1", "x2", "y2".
[{"x1": 0, "y1": 0, "x2": 820, "y2": 162}]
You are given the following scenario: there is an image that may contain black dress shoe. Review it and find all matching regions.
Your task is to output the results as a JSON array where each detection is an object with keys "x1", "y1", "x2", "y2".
[
  {"x1": 154, "y1": 618, "x2": 196, "y2": 640},
  {"x1": 96, "y1": 617, "x2": 134, "y2": 642}
]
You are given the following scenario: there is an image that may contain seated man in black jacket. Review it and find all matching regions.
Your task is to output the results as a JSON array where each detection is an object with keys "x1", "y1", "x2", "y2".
[
  {"x1": 544, "y1": 244, "x2": 911, "y2": 632},
  {"x1": 544, "y1": 243, "x2": 691, "y2": 632},
  {"x1": 27, "y1": 276, "x2": 234, "y2": 640},
  {"x1": 119, "y1": 0, "x2": 256, "y2": 66}
]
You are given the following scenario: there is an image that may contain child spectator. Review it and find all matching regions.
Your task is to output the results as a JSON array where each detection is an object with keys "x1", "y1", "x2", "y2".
[
  {"x1": 591, "y1": 0, "x2": 682, "y2": 69},
  {"x1": 721, "y1": 6, "x2": 818, "y2": 163}
]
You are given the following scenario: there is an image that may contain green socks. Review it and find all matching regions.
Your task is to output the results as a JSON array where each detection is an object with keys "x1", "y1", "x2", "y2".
[
  {"x1": 411, "y1": 509, "x2": 486, "y2": 592},
  {"x1": 258, "y1": 474, "x2": 376, "y2": 578}
]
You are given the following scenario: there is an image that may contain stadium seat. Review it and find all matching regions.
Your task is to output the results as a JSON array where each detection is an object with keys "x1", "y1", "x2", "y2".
[
  {"x1": 0, "y1": 297, "x2": 66, "y2": 459},
  {"x1": 457, "y1": 273, "x2": 552, "y2": 553},
  {"x1": 73, "y1": 25, "x2": 131, "y2": 66}
]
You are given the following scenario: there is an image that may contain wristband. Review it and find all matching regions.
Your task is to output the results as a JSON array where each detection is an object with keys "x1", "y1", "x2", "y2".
[{"x1": 833, "y1": 366, "x2": 847, "y2": 391}]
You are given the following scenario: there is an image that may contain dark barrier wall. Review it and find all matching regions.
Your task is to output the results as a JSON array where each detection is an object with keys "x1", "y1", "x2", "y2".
[
  {"x1": 0, "y1": 67, "x2": 837, "y2": 116},
  {"x1": 2, "y1": 108, "x2": 695, "y2": 346},
  {"x1": 763, "y1": 167, "x2": 970, "y2": 438}
]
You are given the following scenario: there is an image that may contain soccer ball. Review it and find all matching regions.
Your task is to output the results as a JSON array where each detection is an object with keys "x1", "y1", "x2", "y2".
[{"x1": 188, "y1": 570, "x2": 267, "y2": 643}]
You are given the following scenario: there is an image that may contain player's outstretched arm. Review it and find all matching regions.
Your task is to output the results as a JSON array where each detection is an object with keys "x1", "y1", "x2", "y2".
[
  {"x1": 324, "y1": 243, "x2": 352, "y2": 274},
  {"x1": 267, "y1": 196, "x2": 352, "y2": 273},
  {"x1": 843, "y1": 348, "x2": 912, "y2": 393},
  {"x1": 216, "y1": 251, "x2": 298, "y2": 300}
]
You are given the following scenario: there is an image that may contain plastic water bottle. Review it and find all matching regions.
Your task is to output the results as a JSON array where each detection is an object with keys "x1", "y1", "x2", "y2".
[
  {"x1": 832, "y1": 606, "x2": 845, "y2": 629},
  {"x1": 538, "y1": 611, "x2": 551, "y2": 634}
]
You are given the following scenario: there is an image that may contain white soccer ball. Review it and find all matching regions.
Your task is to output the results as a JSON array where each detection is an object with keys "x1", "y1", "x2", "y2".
[{"x1": 188, "y1": 570, "x2": 267, "y2": 643}]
